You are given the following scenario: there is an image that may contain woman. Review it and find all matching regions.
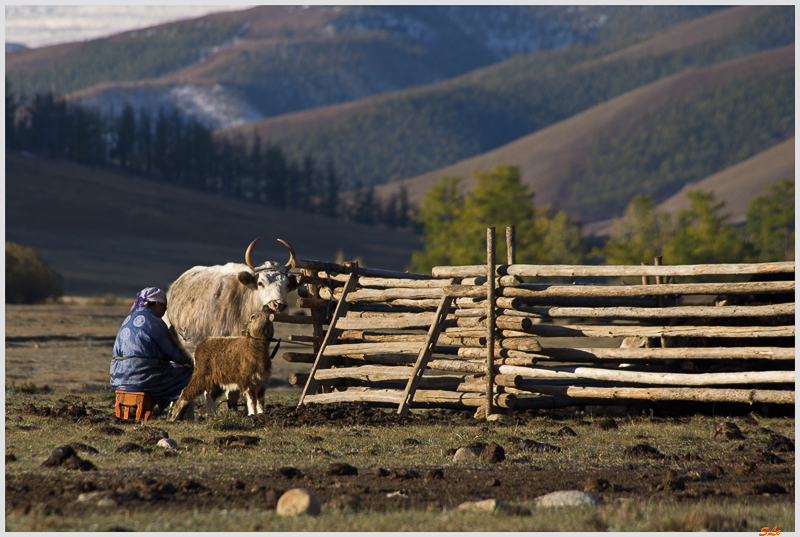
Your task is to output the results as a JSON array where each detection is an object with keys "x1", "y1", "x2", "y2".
[{"x1": 110, "y1": 287, "x2": 194, "y2": 410}]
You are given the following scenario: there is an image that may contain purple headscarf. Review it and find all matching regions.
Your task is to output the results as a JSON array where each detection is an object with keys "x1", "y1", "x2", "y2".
[{"x1": 130, "y1": 287, "x2": 167, "y2": 313}]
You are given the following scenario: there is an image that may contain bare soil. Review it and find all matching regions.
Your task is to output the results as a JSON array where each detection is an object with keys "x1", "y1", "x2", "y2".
[
  {"x1": 5, "y1": 396, "x2": 795, "y2": 522},
  {"x1": 5, "y1": 303, "x2": 795, "y2": 528}
]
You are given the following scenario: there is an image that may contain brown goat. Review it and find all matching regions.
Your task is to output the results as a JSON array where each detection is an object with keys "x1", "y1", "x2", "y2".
[{"x1": 170, "y1": 305, "x2": 274, "y2": 421}]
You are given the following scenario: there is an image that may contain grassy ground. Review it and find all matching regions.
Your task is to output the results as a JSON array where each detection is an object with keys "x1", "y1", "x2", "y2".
[{"x1": 5, "y1": 301, "x2": 796, "y2": 532}]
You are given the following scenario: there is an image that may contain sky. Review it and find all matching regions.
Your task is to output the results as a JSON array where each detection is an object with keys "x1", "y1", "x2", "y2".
[{"x1": 5, "y1": 5, "x2": 252, "y2": 49}]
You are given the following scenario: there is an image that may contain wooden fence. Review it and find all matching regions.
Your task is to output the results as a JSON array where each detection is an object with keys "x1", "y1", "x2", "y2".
[{"x1": 274, "y1": 227, "x2": 795, "y2": 417}]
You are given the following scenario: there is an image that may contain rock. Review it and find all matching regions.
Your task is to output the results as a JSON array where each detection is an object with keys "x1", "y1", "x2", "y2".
[
  {"x1": 453, "y1": 447, "x2": 479, "y2": 462},
  {"x1": 42, "y1": 445, "x2": 76, "y2": 467},
  {"x1": 480, "y1": 443, "x2": 505, "y2": 464},
  {"x1": 62, "y1": 455, "x2": 96, "y2": 472},
  {"x1": 425, "y1": 468, "x2": 444, "y2": 480},
  {"x1": 458, "y1": 498, "x2": 526, "y2": 514},
  {"x1": 596, "y1": 418, "x2": 618, "y2": 430},
  {"x1": 624, "y1": 443, "x2": 664, "y2": 458},
  {"x1": 519, "y1": 439, "x2": 561, "y2": 453},
  {"x1": 276, "y1": 488, "x2": 321, "y2": 516},
  {"x1": 535, "y1": 490, "x2": 603, "y2": 507},
  {"x1": 214, "y1": 435, "x2": 260, "y2": 447},
  {"x1": 324, "y1": 463, "x2": 358, "y2": 476},
  {"x1": 137, "y1": 428, "x2": 169, "y2": 446},
  {"x1": 583, "y1": 477, "x2": 610, "y2": 493},
  {"x1": 73, "y1": 443, "x2": 99, "y2": 454},
  {"x1": 487, "y1": 414, "x2": 510, "y2": 423},
  {"x1": 116, "y1": 442, "x2": 146, "y2": 453},
  {"x1": 557, "y1": 426, "x2": 577, "y2": 437},
  {"x1": 711, "y1": 421, "x2": 745, "y2": 440},
  {"x1": 326, "y1": 493, "x2": 365, "y2": 512},
  {"x1": 767, "y1": 434, "x2": 794, "y2": 452},
  {"x1": 277, "y1": 467, "x2": 304, "y2": 479},
  {"x1": 157, "y1": 438, "x2": 178, "y2": 450}
]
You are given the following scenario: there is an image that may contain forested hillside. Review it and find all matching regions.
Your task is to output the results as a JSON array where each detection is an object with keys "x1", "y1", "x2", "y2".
[
  {"x1": 223, "y1": 6, "x2": 791, "y2": 194},
  {"x1": 7, "y1": 6, "x2": 722, "y2": 130},
  {"x1": 375, "y1": 45, "x2": 793, "y2": 225}
]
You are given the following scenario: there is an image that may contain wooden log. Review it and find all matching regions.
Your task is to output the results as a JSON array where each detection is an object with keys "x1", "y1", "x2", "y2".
[
  {"x1": 445, "y1": 327, "x2": 495, "y2": 337},
  {"x1": 493, "y1": 364, "x2": 796, "y2": 385},
  {"x1": 442, "y1": 285, "x2": 489, "y2": 298},
  {"x1": 498, "y1": 296, "x2": 661, "y2": 308},
  {"x1": 288, "y1": 372, "x2": 308, "y2": 386},
  {"x1": 501, "y1": 346, "x2": 796, "y2": 362},
  {"x1": 324, "y1": 342, "x2": 424, "y2": 356},
  {"x1": 349, "y1": 303, "x2": 430, "y2": 314},
  {"x1": 318, "y1": 272, "x2": 442, "y2": 287},
  {"x1": 399, "y1": 287, "x2": 460, "y2": 416},
  {"x1": 298, "y1": 274, "x2": 344, "y2": 288},
  {"x1": 453, "y1": 308, "x2": 487, "y2": 317},
  {"x1": 498, "y1": 338, "x2": 542, "y2": 352},
  {"x1": 297, "y1": 297, "x2": 330, "y2": 309},
  {"x1": 426, "y1": 359, "x2": 488, "y2": 374},
  {"x1": 495, "y1": 303, "x2": 796, "y2": 320},
  {"x1": 303, "y1": 388, "x2": 516, "y2": 408},
  {"x1": 300, "y1": 269, "x2": 360, "y2": 403},
  {"x1": 496, "y1": 316, "x2": 532, "y2": 331},
  {"x1": 461, "y1": 276, "x2": 523, "y2": 287},
  {"x1": 500, "y1": 325, "x2": 795, "y2": 339},
  {"x1": 432, "y1": 261, "x2": 795, "y2": 279},
  {"x1": 282, "y1": 352, "x2": 317, "y2": 363},
  {"x1": 520, "y1": 385, "x2": 794, "y2": 404},
  {"x1": 512, "y1": 396, "x2": 605, "y2": 410},
  {"x1": 456, "y1": 316, "x2": 486, "y2": 328},
  {"x1": 289, "y1": 372, "x2": 345, "y2": 388},
  {"x1": 289, "y1": 334, "x2": 323, "y2": 344},
  {"x1": 293, "y1": 259, "x2": 434, "y2": 280},
  {"x1": 499, "y1": 280, "x2": 796, "y2": 298},
  {"x1": 312, "y1": 365, "x2": 466, "y2": 386},
  {"x1": 346, "y1": 288, "x2": 443, "y2": 302},
  {"x1": 486, "y1": 226, "x2": 497, "y2": 416},
  {"x1": 336, "y1": 314, "x2": 440, "y2": 330},
  {"x1": 269, "y1": 312, "x2": 327, "y2": 325}
]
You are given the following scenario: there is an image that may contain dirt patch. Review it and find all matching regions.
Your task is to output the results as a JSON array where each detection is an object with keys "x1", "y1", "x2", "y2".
[{"x1": 5, "y1": 399, "x2": 795, "y2": 520}]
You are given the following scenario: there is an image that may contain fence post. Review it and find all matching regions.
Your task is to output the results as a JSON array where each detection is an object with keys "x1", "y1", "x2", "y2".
[
  {"x1": 486, "y1": 227, "x2": 496, "y2": 417},
  {"x1": 506, "y1": 225, "x2": 516, "y2": 265}
]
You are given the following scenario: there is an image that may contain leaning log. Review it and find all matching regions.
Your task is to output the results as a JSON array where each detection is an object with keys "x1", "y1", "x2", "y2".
[{"x1": 518, "y1": 385, "x2": 794, "y2": 404}]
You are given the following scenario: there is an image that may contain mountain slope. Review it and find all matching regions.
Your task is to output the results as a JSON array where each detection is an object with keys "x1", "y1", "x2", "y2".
[
  {"x1": 219, "y1": 5, "x2": 792, "y2": 189},
  {"x1": 5, "y1": 152, "x2": 420, "y2": 296},
  {"x1": 7, "y1": 6, "x2": 724, "y2": 131},
  {"x1": 654, "y1": 137, "x2": 795, "y2": 225},
  {"x1": 372, "y1": 45, "x2": 794, "y2": 219}
]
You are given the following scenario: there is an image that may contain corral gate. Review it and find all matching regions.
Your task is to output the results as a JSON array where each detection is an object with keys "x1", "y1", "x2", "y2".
[{"x1": 272, "y1": 227, "x2": 795, "y2": 417}]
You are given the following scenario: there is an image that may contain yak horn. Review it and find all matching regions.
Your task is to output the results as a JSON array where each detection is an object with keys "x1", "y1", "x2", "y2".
[
  {"x1": 277, "y1": 238, "x2": 297, "y2": 269},
  {"x1": 245, "y1": 237, "x2": 261, "y2": 271}
]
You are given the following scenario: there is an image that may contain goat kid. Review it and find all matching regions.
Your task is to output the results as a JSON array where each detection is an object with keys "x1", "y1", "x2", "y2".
[{"x1": 170, "y1": 305, "x2": 275, "y2": 421}]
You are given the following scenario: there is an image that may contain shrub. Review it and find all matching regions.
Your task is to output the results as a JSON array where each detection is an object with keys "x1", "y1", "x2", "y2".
[{"x1": 6, "y1": 241, "x2": 63, "y2": 304}]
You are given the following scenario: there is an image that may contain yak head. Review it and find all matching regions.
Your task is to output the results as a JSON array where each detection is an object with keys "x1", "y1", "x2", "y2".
[{"x1": 237, "y1": 238, "x2": 299, "y2": 313}]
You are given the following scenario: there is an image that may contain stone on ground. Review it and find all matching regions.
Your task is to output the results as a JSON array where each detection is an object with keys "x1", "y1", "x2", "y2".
[
  {"x1": 276, "y1": 488, "x2": 321, "y2": 516},
  {"x1": 535, "y1": 490, "x2": 603, "y2": 507}
]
